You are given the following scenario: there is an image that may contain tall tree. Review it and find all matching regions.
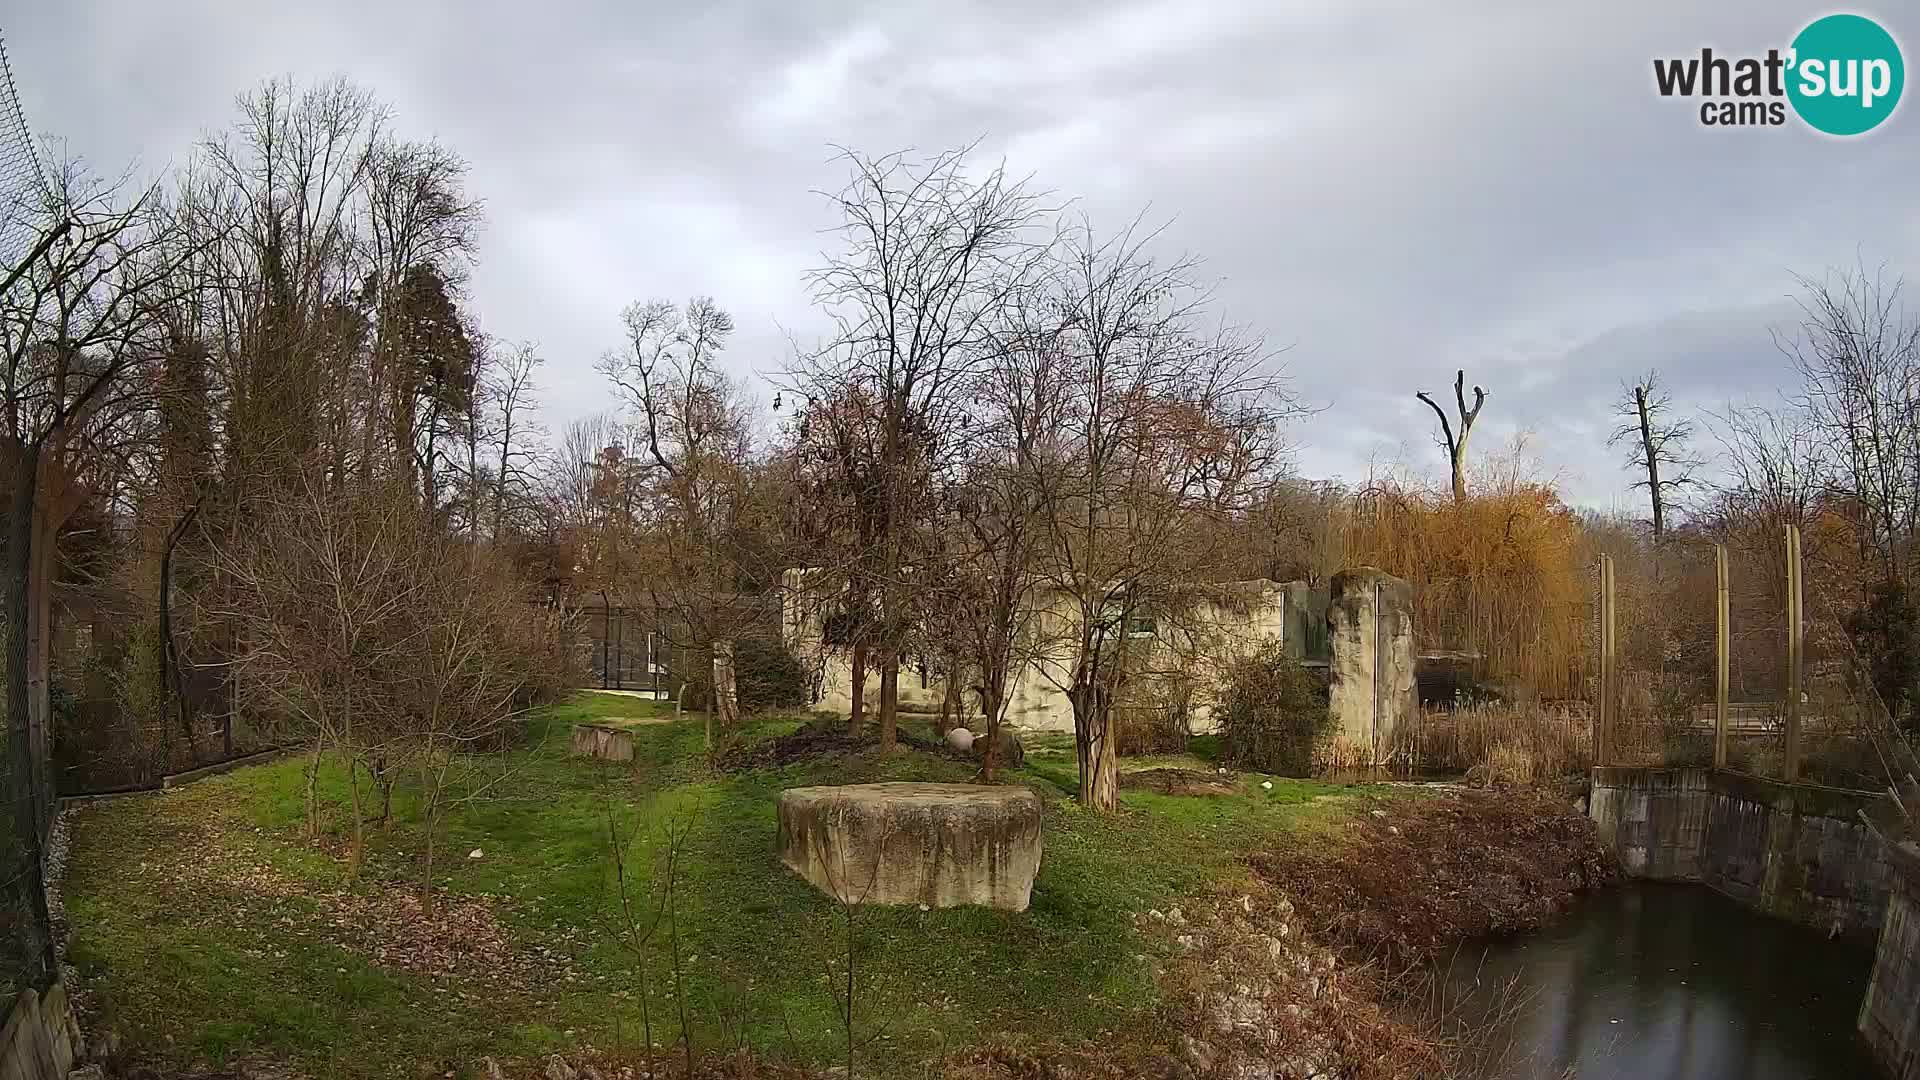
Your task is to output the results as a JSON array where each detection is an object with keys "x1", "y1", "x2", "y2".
[
  {"x1": 1778, "y1": 266, "x2": 1920, "y2": 583},
  {"x1": 1025, "y1": 222, "x2": 1298, "y2": 811},
  {"x1": 1608, "y1": 370, "x2": 1699, "y2": 540},
  {"x1": 1416, "y1": 369, "x2": 1487, "y2": 501},
  {"x1": 1, "y1": 161, "x2": 194, "y2": 987},
  {"x1": 597, "y1": 297, "x2": 775, "y2": 746},
  {"x1": 484, "y1": 340, "x2": 544, "y2": 542},
  {"x1": 794, "y1": 146, "x2": 1048, "y2": 751}
]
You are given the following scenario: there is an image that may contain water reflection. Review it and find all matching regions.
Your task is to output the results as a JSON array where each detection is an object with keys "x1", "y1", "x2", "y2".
[{"x1": 1445, "y1": 883, "x2": 1877, "y2": 1079}]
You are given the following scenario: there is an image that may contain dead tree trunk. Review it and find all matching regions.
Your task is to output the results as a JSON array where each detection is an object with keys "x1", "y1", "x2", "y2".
[
  {"x1": 936, "y1": 672, "x2": 960, "y2": 736},
  {"x1": 1634, "y1": 385, "x2": 1666, "y2": 539},
  {"x1": 1416, "y1": 369, "x2": 1488, "y2": 502},
  {"x1": 878, "y1": 655, "x2": 899, "y2": 752},
  {"x1": 710, "y1": 638, "x2": 739, "y2": 747},
  {"x1": 159, "y1": 495, "x2": 206, "y2": 743}
]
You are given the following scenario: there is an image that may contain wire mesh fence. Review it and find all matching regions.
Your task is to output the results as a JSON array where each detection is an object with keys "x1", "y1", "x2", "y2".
[
  {"x1": 1384, "y1": 526, "x2": 1894, "y2": 795},
  {"x1": 0, "y1": 29, "x2": 47, "y2": 268},
  {"x1": 1593, "y1": 527, "x2": 1889, "y2": 793}
]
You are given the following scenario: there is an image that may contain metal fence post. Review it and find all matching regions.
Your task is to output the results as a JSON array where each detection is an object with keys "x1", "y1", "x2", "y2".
[
  {"x1": 1784, "y1": 524, "x2": 1804, "y2": 783},
  {"x1": 1597, "y1": 554, "x2": 1615, "y2": 769},
  {"x1": 1715, "y1": 543, "x2": 1730, "y2": 770}
]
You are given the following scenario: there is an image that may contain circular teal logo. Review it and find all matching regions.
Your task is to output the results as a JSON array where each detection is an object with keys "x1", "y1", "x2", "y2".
[{"x1": 1788, "y1": 14, "x2": 1904, "y2": 135}]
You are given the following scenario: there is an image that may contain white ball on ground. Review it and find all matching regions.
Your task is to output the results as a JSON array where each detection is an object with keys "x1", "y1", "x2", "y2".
[{"x1": 946, "y1": 727, "x2": 976, "y2": 751}]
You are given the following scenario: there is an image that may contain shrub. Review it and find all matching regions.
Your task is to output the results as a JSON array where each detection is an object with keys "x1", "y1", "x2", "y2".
[
  {"x1": 1115, "y1": 675, "x2": 1195, "y2": 756},
  {"x1": 508, "y1": 604, "x2": 587, "y2": 711},
  {"x1": 1217, "y1": 642, "x2": 1329, "y2": 776},
  {"x1": 1847, "y1": 578, "x2": 1920, "y2": 735},
  {"x1": 683, "y1": 636, "x2": 807, "y2": 715},
  {"x1": 1115, "y1": 705, "x2": 1191, "y2": 756}
]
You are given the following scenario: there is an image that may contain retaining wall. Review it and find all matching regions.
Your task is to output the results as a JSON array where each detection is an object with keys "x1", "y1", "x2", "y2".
[
  {"x1": 1860, "y1": 841, "x2": 1920, "y2": 1079},
  {"x1": 1588, "y1": 766, "x2": 1891, "y2": 938}
]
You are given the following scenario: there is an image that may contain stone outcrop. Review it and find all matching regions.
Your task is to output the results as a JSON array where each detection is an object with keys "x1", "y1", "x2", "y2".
[
  {"x1": 1324, "y1": 567, "x2": 1414, "y2": 767},
  {"x1": 777, "y1": 782, "x2": 1043, "y2": 911}
]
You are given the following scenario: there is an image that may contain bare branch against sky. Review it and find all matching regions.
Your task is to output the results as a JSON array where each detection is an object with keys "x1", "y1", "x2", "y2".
[{"x1": 3, "y1": 1, "x2": 1915, "y2": 506}]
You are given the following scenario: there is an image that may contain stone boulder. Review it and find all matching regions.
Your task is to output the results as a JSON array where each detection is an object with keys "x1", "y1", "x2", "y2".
[{"x1": 777, "y1": 782, "x2": 1044, "y2": 911}]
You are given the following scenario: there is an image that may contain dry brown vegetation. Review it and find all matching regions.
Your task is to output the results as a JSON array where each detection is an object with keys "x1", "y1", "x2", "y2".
[
  {"x1": 1250, "y1": 790, "x2": 1615, "y2": 974},
  {"x1": 1396, "y1": 703, "x2": 1592, "y2": 786},
  {"x1": 1337, "y1": 464, "x2": 1590, "y2": 700}
]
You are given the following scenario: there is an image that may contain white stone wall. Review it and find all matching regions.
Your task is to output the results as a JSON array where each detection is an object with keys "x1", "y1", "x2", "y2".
[{"x1": 782, "y1": 572, "x2": 1305, "y2": 734}]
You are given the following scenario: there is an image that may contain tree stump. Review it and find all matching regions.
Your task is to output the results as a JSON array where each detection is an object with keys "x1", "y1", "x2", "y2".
[
  {"x1": 571, "y1": 723, "x2": 634, "y2": 761},
  {"x1": 777, "y1": 783, "x2": 1044, "y2": 912}
]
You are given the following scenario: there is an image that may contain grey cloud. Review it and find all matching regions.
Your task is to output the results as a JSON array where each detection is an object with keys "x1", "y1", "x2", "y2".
[{"x1": 7, "y1": 0, "x2": 1918, "y2": 508}]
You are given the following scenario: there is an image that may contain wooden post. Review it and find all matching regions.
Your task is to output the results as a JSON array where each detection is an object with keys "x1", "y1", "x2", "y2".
[
  {"x1": 1597, "y1": 555, "x2": 1615, "y2": 768},
  {"x1": 1784, "y1": 524, "x2": 1804, "y2": 782},
  {"x1": 1714, "y1": 543, "x2": 1730, "y2": 770}
]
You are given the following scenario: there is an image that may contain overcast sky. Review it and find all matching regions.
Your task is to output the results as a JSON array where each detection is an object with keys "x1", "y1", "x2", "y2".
[{"x1": 8, "y1": 0, "x2": 1918, "y2": 511}]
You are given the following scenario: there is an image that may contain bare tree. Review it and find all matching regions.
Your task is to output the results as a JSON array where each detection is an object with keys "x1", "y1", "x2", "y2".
[
  {"x1": 1608, "y1": 370, "x2": 1699, "y2": 540},
  {"x1": 1416, "y1": 369, "x2": 1488, "y2": 501},
  {"x1": 2, "y1": 161, "x2": 199, "y2": 975},
  {"x1": 403, "y1": 547, "x2": 536, "y2": 912},
  {"x1": 485, "y1": 340, "x2": 544, "y2": 542},
  {"x1": 197, "y1": 78, "x2": 384, "y2": 489},
  {"x1": 930, "y1": 283, "x2": 1066, "y2": 777},
  {"x1": 1024, "y1": 221, "x2": 1300, "y2": 810},
  {"x1": 784, "y1": 385, "x2": 885, "y2": 734},
  {"x1": 597, "y1": 297, "x2": 775, "y2": 747},
  {"x1": 792, "y1": 145, "x2": 1051, "y2": 751},
  {"x1": 205, "y1": 477, "x2": 433, "y2": 874},
  {"x1": 1777, "y1": 265, "x2": 1920, "y2": 583},
  {"x1": 1709, "y1": 401, "x2": 1824, "y2": 532}
]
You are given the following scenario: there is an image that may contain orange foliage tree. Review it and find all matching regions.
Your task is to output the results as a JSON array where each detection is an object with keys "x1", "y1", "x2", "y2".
[{"x1": 1338, "y1": 457, "x2": 1588, "y2": 700}]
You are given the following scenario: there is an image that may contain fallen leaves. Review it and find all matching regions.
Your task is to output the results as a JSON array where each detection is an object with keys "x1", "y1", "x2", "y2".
[{"x1": 111, "y1": 816, "x2": 579, "y2": 994}]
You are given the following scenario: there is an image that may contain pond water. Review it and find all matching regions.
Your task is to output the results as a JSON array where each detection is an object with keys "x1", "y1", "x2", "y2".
[{"x1": 1445, "y1": 882, "x2": 1880, "y2": 1079}]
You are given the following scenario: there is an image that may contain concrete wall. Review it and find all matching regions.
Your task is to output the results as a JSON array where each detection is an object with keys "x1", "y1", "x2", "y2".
[
  {"x1": 1861, "y1": 840, "x2": 1920, "y2": 1079},
  {"x1": 0, "y1": 982, "x2": 76, "y2": 1080},
  {"x1": 1323, "y1": 568, "x2": 1415, "y2": 767},
  {"x1": 1589, "y1": 766, "x2": 1892, "y2": 939},
  {"x1": 779, "y1": 569, "x2": 946, "y2": 718},
  {"x1": 781, "y1": 572, "x2": 1313, "y2": 734}
]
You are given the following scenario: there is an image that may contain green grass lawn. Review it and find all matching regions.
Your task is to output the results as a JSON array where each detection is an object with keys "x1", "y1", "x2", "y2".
[{"x1": 64, "y1": 693, "x2": 1374, "y2": 1078}]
